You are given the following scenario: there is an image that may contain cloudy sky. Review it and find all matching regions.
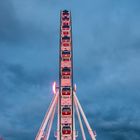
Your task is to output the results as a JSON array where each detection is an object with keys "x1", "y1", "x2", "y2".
[{"x1": 0, "y1": 0, "x2": 140, "y2": 140}]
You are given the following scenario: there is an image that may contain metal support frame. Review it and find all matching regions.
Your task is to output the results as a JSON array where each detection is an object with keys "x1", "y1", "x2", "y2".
[
  {"x1": 73, "y1": 106, "x2": 76, "y2": 140},
  {"x1": 35, "y1": 92, "x2": 59, "y2": 140},
  {"x1": 35, "y1": 91, "x2": 96, "y2": 140},
  {"x1": 56, "y1": 95, "x2": 60, "y2": 140},
  {"x1": 74, "y1": 96, "x2": 86, "y2": 140},
  {"x1": 44, "y1": 103, "x2": 56, "y2": 140},
  {"x1": 74, "y1": 92, "x2": 96, "y2": 140}
]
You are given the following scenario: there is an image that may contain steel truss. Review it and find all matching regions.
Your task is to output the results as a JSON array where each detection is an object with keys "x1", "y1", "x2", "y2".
[{"x1": 35, "y1": 91, "x2": 96, "y2": 140}]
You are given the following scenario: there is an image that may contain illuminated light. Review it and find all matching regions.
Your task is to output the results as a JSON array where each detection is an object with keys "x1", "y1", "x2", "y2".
[
  {"x1": 74, "y1": 84, "x2": 77, "y2": 92},
  {"x1": 52, "y1": 81, "x2": 56, "y2": 94}
]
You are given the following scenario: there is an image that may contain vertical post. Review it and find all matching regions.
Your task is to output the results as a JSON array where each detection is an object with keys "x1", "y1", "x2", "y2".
[
  {"x1": 60, "y1": 10, "x2": 73, "y2": 140},
  {"x1": 73, "y1": 106, "x2": 76, "y2": 140},
  {"x1": 59, "y1": 10, "x2": 62, "y2": 140},
  {"x1": 74, "y1": 92, "x2": 96, "y2": 140}
]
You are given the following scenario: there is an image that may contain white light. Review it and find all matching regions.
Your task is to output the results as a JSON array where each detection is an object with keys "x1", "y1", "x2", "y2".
[
  {"x1": 52, "y1": 81, "x2": 56, "y2": 94},
  {"x1": 74, "y1": 84, "x2": 77, "y2": 92}
]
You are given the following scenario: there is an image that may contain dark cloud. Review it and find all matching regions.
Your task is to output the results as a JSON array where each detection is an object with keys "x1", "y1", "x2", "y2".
[
  {"x1": 0, "y1": 0, "x2": 140, "y2": 140},
  {"x1": 0, "y1": 0, "x2": 18, "y2": 42}
]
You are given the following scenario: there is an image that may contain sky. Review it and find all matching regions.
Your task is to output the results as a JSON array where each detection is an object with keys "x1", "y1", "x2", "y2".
[{"x1": 0, "y1": 0, "x2": 140, "y2": 140}]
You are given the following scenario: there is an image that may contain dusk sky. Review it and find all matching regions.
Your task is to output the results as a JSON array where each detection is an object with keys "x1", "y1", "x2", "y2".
[{"x1": 0, "y1": 0, "x2": 140, "y2": 140}]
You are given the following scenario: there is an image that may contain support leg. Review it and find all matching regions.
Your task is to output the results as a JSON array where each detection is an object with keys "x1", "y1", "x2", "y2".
[
  {"x1": 35, "y1": 92, "x2": 59, "y2": 140},
  {"x1": 73, "y1": 106, "x2": 76, "y2": 140},
  {"x1": 74, "y1": 97, "x2": 86, "y2": 140},
  {"x1": 57, "y1": 95, "x2": 60, "y2": 140},
  {"x1": 44, "y1": 100, "x2": 57, "y2": 140},
  {"x1": 74, "y1": 92, "x2": 96, "y2": 140}
]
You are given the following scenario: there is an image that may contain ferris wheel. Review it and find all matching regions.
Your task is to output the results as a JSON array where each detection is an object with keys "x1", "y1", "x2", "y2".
[{"x1": 35, "y1": 10, "x2": 96, "y2": 140}]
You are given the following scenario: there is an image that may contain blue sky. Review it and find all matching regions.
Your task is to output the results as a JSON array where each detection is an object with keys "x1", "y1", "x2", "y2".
[{"x1": 0, "y1": 0, "x2": 140, "y2": 140}]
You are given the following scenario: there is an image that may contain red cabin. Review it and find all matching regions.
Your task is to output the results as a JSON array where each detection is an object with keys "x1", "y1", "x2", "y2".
[
  {"x1": 62, "y1": 36, "x2": 70, "y2": 41},
  {"x1": 62, "y1": 31, "x2": 69, "y2": 36},
  {"x1": 63, "y1": 22, "x2": 70, "y2": 26},
  {"x1": 62, "y1": 125, "x2": 71, "y2": 135},
  {"x1": 62, "y1": 106, "x2": 71, "y2": 116},
  {"x1": 62, "y1": 50, "x2": 71, "y2": 59},
  {"x1": 62, "y1": 10, "x2": 69, "y2": 16},
  {"x1": 62, "y1": 25, "x2": 70, "y2": 30},
  {"x1": 62, "y1": 67, "x2": 71, "y2": 77},
  {"x1": 62, "y1": 42, "x2": 70, "y2": 47},
  {"x1": 62, "y1": 16, "x2": 70, "y2": 21},
  {"x1": 62, "y1": 87, "x2": 71, "y2": 96}
]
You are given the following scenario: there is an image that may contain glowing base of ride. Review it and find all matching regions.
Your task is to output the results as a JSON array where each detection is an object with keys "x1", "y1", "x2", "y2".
[{"x1": 35, "y1": 86, "x2": 96, "y2": 140}]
